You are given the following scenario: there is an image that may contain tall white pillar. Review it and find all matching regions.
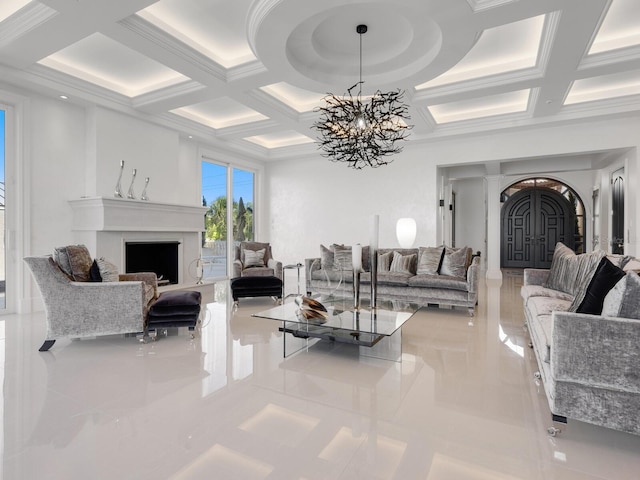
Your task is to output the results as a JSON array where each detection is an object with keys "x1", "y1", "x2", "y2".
[{"x1": 485, "y1": 175, "x2": 503, "y2": 281}]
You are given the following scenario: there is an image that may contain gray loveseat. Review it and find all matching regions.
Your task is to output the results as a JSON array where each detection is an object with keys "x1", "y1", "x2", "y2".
[
  {"x1": 305, "y1": 245, "x2": 480, "y2": 315},
  {"x1": 521, "y1": 243, "x2": 640, "y2": 435}
]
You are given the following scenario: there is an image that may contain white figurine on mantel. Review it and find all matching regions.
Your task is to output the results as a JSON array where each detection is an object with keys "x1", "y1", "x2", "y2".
[{"x1": 140, "y1": 177, "x2": 150, "y2": 201}]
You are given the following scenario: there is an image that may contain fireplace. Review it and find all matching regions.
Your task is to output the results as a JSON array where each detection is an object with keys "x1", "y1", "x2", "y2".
[{"x1": 125, "y1": 241, "x2": 180, "y2": 285}]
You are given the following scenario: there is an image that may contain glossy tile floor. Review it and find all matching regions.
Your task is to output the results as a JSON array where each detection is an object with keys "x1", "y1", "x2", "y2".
[{"x1": 2, "y1": 272, "x2": 639, "y2": 479}]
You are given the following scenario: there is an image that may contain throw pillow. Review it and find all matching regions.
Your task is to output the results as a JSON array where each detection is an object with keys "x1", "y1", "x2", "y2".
[
  {"x1": 53, "y1": 246, "x2": 73, "y2": 277},
  {"x1": 417, "y1": 246, "x2": 444, "y2": 275},
  {"x1": 378, "y1": 251, "x2": 393, "y2": 272},
  {"x1": 440, "y1": 246, "x2": 468, "y2": 278},
  {"x1": 320, "y1": 244, "x2": 334, "y2": 270},
  {"x1": 567, "y1": 249, "x2": 606, "y2": 310},
  {"x1": 545, "y1": 242, "x2": 579, "y2": 294},
  {"x1": 332, "y1": 246, "x2": 353, "y2": 271},
  {"x1": 602, "y1": 272, "x2": 640, "y2": 320},
  {"x1": 96, "y1": 257, "x2": 120, "y2": 282},
  {"x1": 574, "y1": 257, "x2": 625, "y2": 314},
  {"x1": 65, "y1": 245, "x2": 93, "y2": 282},
  {"x1": 390, "y1": 251, "x2": 417, "y2": 274},
  {"x1": 244, "y1": 248, "x2": 266, "y2": 268},
  {"x1": 89, "y1": 259, "x2": 103, "y2": 282}
]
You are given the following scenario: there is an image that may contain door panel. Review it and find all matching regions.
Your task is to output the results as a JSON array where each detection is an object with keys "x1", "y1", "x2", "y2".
[
  {"x1": 611, "y1": 169, "x2": 624, "y2": 254},
  {"x1": 502, "y1": 188, "x2": 575, "y2": 268}
]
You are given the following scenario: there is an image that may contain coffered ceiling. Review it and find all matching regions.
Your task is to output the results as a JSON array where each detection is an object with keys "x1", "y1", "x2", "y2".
[{"x1": 0, "y1": 0, "x2": 639, "y2": 161}]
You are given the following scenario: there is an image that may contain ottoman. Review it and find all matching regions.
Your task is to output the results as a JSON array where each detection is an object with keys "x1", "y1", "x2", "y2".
[
  {"x1": 147, "y1": 290, "x2": 202, "y2": 338},
  {"x1": 230, "y1": 276, "x2": 283, "y2": 304}
]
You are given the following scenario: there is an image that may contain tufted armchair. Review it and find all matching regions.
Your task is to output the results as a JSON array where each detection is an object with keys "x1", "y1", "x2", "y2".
[
  {"x1": 24, "y1": 247, "x2": 158, "y2": 351},
  {"x1": 232, "y1": 241, "x2": 283, "y2": 280}
]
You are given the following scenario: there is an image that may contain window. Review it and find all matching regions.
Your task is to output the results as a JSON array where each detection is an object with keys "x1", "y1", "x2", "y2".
[
  {"x1": 201, "y1": 161, "x2": 255, "y2": 279},
  {"x1": 0, "y1": 108, "x2": 5, "y2": 309}
]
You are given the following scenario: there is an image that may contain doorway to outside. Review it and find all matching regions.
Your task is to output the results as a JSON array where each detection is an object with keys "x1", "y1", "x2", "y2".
[{"x1": 501, "y1": 178, "x2": 585, "y2": 269}]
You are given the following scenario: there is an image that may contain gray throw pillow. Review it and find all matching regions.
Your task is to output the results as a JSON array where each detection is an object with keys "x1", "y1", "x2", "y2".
[
  {"x1": 320, "y1": 244, "x2": 334, "y2": 269},
  {"x1": 97, "y1": 257, "x2": 119, "y2": 282},
  {"x1": 440, "y1": 246, "x2": 468, "y2": 278},
  {"x1": 545, "y1": 242, "x2": 578, "y2": 294},
  {"x1": 378, "y1": 251, "x2": 394, "y2": 272},
  {"x1": 567, "y1": 249, "x2": 606, "y2": 311},
  {"x1": 390, "y1": 251, "x2": 417, "y2": 274},
  {"x1": 332, "y1": 246, "x2": 352, "y2": 271},
  {"x1": 602, "y1": 272, "x2": 640, "y2": 319},
  {"x1": 244, "y1": 248, "x2": 266, "y2": 268},
  {"x1": 417, "y1": 246, "x2": 444, "y2": 275}
]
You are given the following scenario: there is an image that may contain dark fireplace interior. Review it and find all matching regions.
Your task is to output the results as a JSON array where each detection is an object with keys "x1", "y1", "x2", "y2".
[{"x1": 125, "y1": 241, "x2": 180, "y2": 285}]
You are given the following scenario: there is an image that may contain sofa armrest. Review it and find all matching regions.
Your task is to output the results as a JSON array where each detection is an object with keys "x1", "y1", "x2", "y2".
[
  {"x1": 119, "y1": 272, "x2": 158, "y2": 301},
  {"x1": 524, "y1": 268, "x2": 549, "y2": 286},
  {"x1": 305, "y1": 258, "x2": 321, "y2": 292},
  {"x1": 551, "y1": 311, "x2": 640, "y2": 390},
  {"x1": 232, "y1": 259, "x2": 243, "y2": 278},
  {"x1": 268, "y1": 258, "x2": 283, "y2": 280},
  {"x1": 466, "y1": 256, "x2": 480, "y2": 293}
]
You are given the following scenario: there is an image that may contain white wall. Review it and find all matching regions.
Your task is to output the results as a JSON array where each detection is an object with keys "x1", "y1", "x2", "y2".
[{"x1": 265, "y1": 152, "x2": 439, "y2": 266}]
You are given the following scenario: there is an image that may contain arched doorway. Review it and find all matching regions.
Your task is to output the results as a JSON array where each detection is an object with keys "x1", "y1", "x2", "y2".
[
  {"x1": 501, "y1": 178, "x2": 585, "y2": 269},
  {"x1": 611, "y1": 168, "x2": 624, "y2": 254}
]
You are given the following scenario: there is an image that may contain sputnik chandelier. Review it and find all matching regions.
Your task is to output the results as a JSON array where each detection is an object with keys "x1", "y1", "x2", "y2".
[{"x1": 313, "y1": 24, "x2": 412, "y2": 169}]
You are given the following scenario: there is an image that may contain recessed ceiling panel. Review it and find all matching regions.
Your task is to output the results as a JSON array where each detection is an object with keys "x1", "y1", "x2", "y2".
[
  {"x1": 565, "y1": 70, "x2": 640, "y2": 105},
  {"x1": 38, "y1": 33, "x2": 188, "y2": 97},
  {"x1": 417, "y1": 15, "x2": 545, "y2": 89},
  {"x1": 172, "y1": 98, "x2": 268, "y2": 129},
  {"x1": 260, "y1": 83, "x2": 324, "y2": 113},
  {"x1": 589, "y1": 0, "x2": 640, "y2": 54},
  {"x1": 0, "y1": 0, "x2": 31, "y2": 22},
  {"x1": 244, "y1": 131, "x2": 314, "y2": 149},
  {"x1": 428, "y1": 89, "x2": 530, "y2": 123},
  {"x1": 138, "y1": 0, "x2": 256, "y2": 68}
]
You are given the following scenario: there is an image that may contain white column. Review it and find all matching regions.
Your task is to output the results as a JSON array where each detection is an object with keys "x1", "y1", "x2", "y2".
[{"x1": 485, "y1": 175, "x2": 503, "y2": 281}]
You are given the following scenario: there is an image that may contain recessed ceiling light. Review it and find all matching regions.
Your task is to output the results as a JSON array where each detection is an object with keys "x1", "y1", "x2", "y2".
[
  {"x1": 188, "y1": 135, "x2": 193, "y2": 139},
  {"x1": 59, "y1": 95, "x2": 68, "y2": 100}
]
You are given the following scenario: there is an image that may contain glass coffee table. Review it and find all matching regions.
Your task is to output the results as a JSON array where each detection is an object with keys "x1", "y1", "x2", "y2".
[{"x1": 252, "y1": 296, "x2": 420, "y2": 362}]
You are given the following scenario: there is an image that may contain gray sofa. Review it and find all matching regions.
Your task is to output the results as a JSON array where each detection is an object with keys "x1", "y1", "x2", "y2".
[
  {"x1": 305, "y1": 245, "x2": 480, "y2": 315},
  {"x1": 521, "y1": 243, "x2": 640, "y2": 435}
]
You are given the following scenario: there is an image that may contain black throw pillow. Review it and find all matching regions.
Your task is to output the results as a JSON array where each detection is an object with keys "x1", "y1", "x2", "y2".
[
  {"x1": 577, "y1": 257, "x2": 625, "y2": 314},
  {"x1": 89, "y1": 259, "x2": 103, "y2": 282}
]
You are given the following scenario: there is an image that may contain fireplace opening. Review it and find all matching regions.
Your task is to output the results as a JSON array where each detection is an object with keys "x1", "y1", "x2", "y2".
[{"x1": 125, "y1": 241, "x2": 180, "y2": 285}]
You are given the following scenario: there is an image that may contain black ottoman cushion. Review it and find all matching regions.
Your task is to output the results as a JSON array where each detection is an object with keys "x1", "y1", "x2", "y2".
[
  {"x1": 231, "y1": 276, "x2": 282, "y2": 301},
  {"x1": 148, "y1": 291, "x2": 201, "y2": 331}
]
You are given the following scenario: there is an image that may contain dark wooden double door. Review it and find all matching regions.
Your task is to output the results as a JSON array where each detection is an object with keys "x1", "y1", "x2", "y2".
[{"x1": 501, "y1": 188, "x2": 575, "y2": 268}]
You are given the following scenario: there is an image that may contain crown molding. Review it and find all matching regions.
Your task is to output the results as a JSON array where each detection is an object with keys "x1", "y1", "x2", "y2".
[
  {"x1": 132, "y1": 80, "x2": 206, "y2": 109},
  {"x1": 0, "y1": 3, "x2": 58, "y2": 48}
]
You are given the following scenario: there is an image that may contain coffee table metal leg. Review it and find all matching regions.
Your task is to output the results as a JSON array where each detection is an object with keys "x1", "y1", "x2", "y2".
[{"x1": 360, "y1": 328, "x2": 402, "y2": 362}]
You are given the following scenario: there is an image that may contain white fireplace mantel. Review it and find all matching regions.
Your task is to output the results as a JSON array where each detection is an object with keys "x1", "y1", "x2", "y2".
[{"x1": 69, "y1": 196, "x2": 208, "y2": 232}]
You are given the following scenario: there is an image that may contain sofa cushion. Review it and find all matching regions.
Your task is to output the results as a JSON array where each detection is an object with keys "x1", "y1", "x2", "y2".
[
  {"x1": 390, "y1": 251, "x2": 417, "y2": 274},
  {"x1": 602, "y1": 272, "x2": 640, "y2": 319},
  {"x1": 408, "y1": 274, "x2": 467, "y2": 291},
  {"x1": 520, "y1": 285, "x2": 573, "y2": 303},
  {"x1": 377, "y1": 272, "x2": 412, "y2": 286},
  {"x1": 440, "y1": 246, "x2": 469, "y2": 278},
  {"x1": 242, "y1": 267, "x2": 275, "y2": 277},
  {"x1": 526, "y1": 296, "x2": 571, "y2": 319},
  {"x1": 311, "y1": 268, "x2": 349, "y2": 283},
  {"x1": 574, "y1": 257, "x2": 625, "y2": 315},
  {"x1": 417, "y1": 246, "x2": 444, "y2": 275}
]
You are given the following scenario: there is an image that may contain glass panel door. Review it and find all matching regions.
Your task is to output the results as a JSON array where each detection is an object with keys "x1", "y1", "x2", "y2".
[
  {"x1": 232, "y1": 168, "x2": 254, "y2": 243},
  {"x1": 202, "y1": 162, "x2": 228, "y2": 279},
  {"x1": 0, "y1": 108, "x2": 5, "y2": 309}
]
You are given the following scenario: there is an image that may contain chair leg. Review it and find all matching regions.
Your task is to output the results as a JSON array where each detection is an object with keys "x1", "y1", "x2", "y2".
[{"x1": 39, "y1": 339, "x2": 56, "y2": 352}]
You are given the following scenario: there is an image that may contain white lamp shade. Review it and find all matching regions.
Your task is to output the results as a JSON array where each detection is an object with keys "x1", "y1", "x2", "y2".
[{"x1": 396, "y1": 218, "x2": 417, "y2": 248}]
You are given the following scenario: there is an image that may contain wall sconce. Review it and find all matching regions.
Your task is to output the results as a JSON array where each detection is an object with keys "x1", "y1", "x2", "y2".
[{"x1": 396, "y1": 218, "x2": 417, "y2": 248}]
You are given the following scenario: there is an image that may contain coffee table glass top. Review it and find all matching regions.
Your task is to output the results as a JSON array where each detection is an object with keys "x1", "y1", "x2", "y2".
[{"x1": 252, "y1": 296, "x2": 420, "y2": 337}]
